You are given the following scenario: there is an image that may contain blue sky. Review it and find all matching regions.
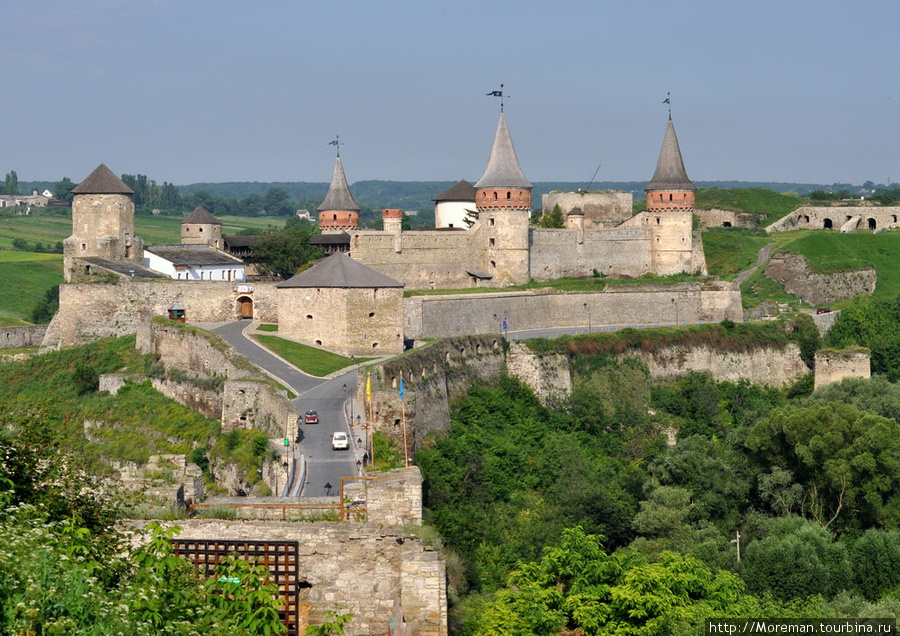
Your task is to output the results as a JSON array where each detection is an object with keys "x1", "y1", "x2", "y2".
[{"x1": 5, "y1": 0, "x2": 899, "y2": 186}]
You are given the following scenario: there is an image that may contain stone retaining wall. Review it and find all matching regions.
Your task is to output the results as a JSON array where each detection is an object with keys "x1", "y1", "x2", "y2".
[
  {"x1": 0, "y1": 325, "x2": 47, "y2": 349},
  {"x1": 128, "y1": 517, "x2": 447, "y2": 636}
]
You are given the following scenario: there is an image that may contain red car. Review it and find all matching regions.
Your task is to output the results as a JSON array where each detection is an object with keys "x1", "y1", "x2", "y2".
[{"x1": 303, "y1": 410, "x2": 318, "y2": 424}]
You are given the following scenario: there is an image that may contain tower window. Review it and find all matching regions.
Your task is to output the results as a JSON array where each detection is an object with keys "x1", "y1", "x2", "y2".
[
  {"x1": 506, "y1": 191, "x2": 511, "y2": 201},
  {"x1": 490, "y1": 238, "x2": 495, "y2": 247},
  {"x1": 489, "y1": 218, "x2": 495, "y2": 227},
  {"x1": 493, "y1": 192, "x2": 498, "y2": 202}
]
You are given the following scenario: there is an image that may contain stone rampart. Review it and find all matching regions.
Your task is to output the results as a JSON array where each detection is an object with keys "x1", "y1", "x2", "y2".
[
  {"x1": 814, "y1": 348, "x2": 871, "y2": 390},
  {"x1": 529, "y1": 228, "x2": 651, "y2": 279},
  {"x1": 764, "y1": 252, "x2": 875, "y2": 306},
  {"x1": 0, "y1": 325, "x2": 48, "y2": 349},
  {"x1": 366, "y1": 466, "x2": 423, "y2": 527},
  {"x1": 364, "y1": 336, "x2": 506, "y2": 454},
  {"x1": 506, "y1": 340, "x2": 572, "y2": 404},
  {"x1": 54, "y1": 279, "x2": 278, "y2": 347},
  {"x1": 695, "y1": 208, "x2": 755, "y2": 229},
  {"x1": 129, "y1": 517, "x2": 447, "y2": 636},
  {"x1": 139, "y1": 321, "x2": 295, "y2": 435},
  {"x1": 634, "y1": 343, "x2": 808, "y2": 388},
  {"x1": 541, "y1": 191, "x2": 633, "y2": 227},
  {"x1": 767, "y1": 205, "x2": 900, "y2": 233},
  {"x1": 403, "y1": 282, "x2": 743, "y2": 340}
]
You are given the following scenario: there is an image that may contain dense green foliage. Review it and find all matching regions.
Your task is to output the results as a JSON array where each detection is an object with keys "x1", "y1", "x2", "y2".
[
  {"x1": 826, "y1": 295, "x2": 900, "y2": 379},
  {"x1": 418, "y1": 335, "x2": 900, "y2": 631},
  {"x1": 250, "y1": 216, "x2": 322, "y2": 278}
]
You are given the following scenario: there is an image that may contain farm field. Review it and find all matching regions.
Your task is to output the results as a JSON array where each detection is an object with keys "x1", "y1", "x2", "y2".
[{"x1": 0, "y1": 250, "x2": 63, "y2": 322}]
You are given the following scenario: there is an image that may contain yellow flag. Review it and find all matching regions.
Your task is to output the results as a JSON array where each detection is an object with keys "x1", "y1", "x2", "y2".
[{"x1": 366, "y1": 372, "x2": 371, "y2": 404}]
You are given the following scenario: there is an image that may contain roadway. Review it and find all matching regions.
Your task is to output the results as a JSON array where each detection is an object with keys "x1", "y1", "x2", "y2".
[{"x1": 211, "y1": 321, "x2": 359, "y2": 498}]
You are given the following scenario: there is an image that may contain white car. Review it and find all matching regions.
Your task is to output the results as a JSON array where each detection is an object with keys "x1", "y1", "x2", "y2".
[{"x1": 331, "y1": 432, "x2": 349, "y2": 451}]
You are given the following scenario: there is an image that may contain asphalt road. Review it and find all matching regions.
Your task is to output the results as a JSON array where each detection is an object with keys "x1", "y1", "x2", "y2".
[{"x1": 211, "y1": 321, "x2": 359, "y2": 497}]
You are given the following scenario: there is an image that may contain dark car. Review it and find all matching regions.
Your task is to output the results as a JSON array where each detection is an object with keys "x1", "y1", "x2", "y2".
[
  {"x1": 304, "y1": 410, "x2": 319, "y2": 424},
  {"x1": 816, "y1": 308, "x2": 832, "y2": 314}
]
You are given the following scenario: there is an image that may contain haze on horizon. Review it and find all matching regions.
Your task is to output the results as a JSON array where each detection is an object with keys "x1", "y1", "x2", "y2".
[{"x1": 4, "y1": 0, "x2": 898, "y2": 188}]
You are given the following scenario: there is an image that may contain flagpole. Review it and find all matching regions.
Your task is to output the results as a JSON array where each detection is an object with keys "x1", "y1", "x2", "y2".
[{"x1": 366, "y1": 371, "x2": 373, "y2": 467}]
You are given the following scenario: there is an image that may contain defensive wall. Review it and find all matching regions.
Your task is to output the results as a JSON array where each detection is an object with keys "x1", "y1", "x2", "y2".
[
  {"x1": 767, "y1": 205, "x2": 900, "y2": 233},
  {"x1": 814, "y1": 348, "x2": 871, "y2": 390},
  {"x1": 541, "y1": 190, "x2": 633, "y2": 227},
  {"x1": 402, "y1": 282, "x2": 743, "y2": 340},
  {"x1": 529, "y1": 226, "x2": 651, "y2": 279},
  {"x1": 0, "y1": 325, "x2": 47, "y2": 349},
  {"x1": 52, "y1": 279, "x2": 278, "y2": 347},
  {"x1": 695, "y1": 208, "x2": 756, "y2": 229}
]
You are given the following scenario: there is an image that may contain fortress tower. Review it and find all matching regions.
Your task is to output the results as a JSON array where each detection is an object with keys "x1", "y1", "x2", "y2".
[
  {"x1": 318, "y1": 152, "x2": 360, "y2": 233},
  {"x1": 474, "y1": 110, "x2": 532, "y2": 285},
  {"x1": 644, "y1": 116, "x2": 696, "y2": 275},
  {"x1": 181, "y1": 205, "x2": 222, "y2": 248},
  {"x1": 63, "y1": 163, "x2": 143, "y2": 282}
]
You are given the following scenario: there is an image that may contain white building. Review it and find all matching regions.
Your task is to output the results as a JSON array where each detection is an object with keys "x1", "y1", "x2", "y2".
[{"x1": 144, "y1": 244, "x2": 246, "y2": 281}]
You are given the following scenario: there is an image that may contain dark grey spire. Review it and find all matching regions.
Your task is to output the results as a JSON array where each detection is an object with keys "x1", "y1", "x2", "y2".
[
  {"x1": 72, "y1": 164, "x2": 134, "y2": 195},
  {"x1": 474, "y1": 111, "x2": 532, "y2": 190},
  {"x1": 645, "y1": 118, "x2": 695, "y2": 193},
  {"x1": 317, "y1": 156, "x2": 360, "y2": 212}
]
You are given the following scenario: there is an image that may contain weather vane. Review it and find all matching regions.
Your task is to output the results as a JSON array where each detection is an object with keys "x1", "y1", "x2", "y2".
[
  {"x1": 663, "y1": 92, "x2": 671, "y2": 119},
  {"x1": 327, "y1": 135, "x2": 341, "y2": 157},
  {"x1": 487, "y1": 84, "x2": 505, "y2": 111}
]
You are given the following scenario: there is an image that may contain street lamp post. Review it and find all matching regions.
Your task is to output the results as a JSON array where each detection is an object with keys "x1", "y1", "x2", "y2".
[
  {"x1": 343, "y1": 383, "x2": 354, "y2": 426},
  {"x1": 583, "y1": 302, "x2": 591, "y2": 333}
]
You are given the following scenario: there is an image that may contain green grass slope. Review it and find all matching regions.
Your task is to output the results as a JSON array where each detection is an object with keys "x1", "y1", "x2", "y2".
[
  {"x1": 0, "y1": 250, "x2": 63, "y2": 321},
  {"x1": 695, "y1": 188, "x2": 801, "y2": 225}
]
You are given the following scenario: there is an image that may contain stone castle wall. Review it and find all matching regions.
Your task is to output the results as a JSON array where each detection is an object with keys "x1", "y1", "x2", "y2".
[
  {"x1": 635, "y1": 343, "x2": 808, "y2": 388},
  {"x1": 814, "y1": 348, "x2": 871, "y2": 390},
  {"x1": 695, "y1": 208, "x2": 755, "y2": 229},
  {"x1": 403, "y1": 282, "x2": 743, "y2": 340},
  {"x1": 767, "y1": 205, "x2": 900, "y2": 233},
  {"x1": 506, "y1": 341, "x2": 572, "y2": 404},
  {"x1": 0, "y1": 325, "x2": 47, "y2": 349},
  {"x1": 278, "y1": 285, "x2": 404, "y2": 356},
  {"x1": 541, "y1": 191, "x2": 633, "y2": 227},
  {"x1": 137, "y1": 321, "x2": 294, "y2": 436},
  {"x1": 55, "y1": 280, "x2": 278, "y2": 347},
  {"x1": 529, "y1": 226, "x2": 651, "y2": 279},
  {"x1": 129, "y1": 517, "x2": 446, "y2": 636}
]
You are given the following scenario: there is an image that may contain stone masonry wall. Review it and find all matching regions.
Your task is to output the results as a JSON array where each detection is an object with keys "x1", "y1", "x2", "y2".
[
  {"x1": 764, "y1": 252, "x2": 876, "y2": 306},
  {"x1": 364, "y1": 336, "x2": 506, "y2": 455},
  {"x1": 767, "y1": 205, "x2": 900, "y2": 233},
  {"x1": 403, "y1": 282, "x2": 743, "y2": 340},
  {"x1": 139, "y1": 321, "x2": 294, "y2": 435},
  {"x1": 506, "y1": 340, "x2": 572, "y2": 404},
  {"x1": 541, "y1": 191, "x2": 633, "y2": 227},
  {"x1": 55, "y1": 279, "x2": 278, "y2": 347},
  {"x1": 635, "y1": 343, "x2": 809, "y2": 388},
  {"x1": 366, "y1": 466, "x2": 423, "y2": 527},
  {"x1": 129, "y1": 518, "x2": 447, "y2": 636},
  {"x1": 0, "y1": 325, "x2": 47, "y2": 349},
  {"x1": 814, "y1": 348, "x2": 871, "y2": 390}
]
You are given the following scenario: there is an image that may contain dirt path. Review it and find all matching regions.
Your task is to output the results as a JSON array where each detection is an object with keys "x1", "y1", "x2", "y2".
[{"x1": 735, "y1": 242, "x2": 775, "y2": 285}]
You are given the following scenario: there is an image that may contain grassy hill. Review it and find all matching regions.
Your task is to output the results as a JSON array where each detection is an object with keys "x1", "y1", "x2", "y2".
[
  {"x1": 695, "y1": 187, "x2": 802, "y2": 226},
  {"x1": 0, "y1": 250, "x2": 63, "y2": 324}
]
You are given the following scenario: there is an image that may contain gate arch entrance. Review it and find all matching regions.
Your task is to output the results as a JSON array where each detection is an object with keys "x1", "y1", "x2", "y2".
[{"x1": 237, "y1": 296, "x2": 253, "y2": 319}]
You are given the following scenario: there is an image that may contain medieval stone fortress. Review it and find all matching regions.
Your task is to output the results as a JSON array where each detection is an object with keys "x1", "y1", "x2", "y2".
[
  {"x1": 50, "y1": 107, "x2": 742, "y2": 360},
  {"x1": 0, "y1": 100, "x2": 872, "y2": 634}
]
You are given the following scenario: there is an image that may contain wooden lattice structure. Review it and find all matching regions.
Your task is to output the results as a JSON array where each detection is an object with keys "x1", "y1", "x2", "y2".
[{"x1": 173, "y1": 539, "x2": 306, "y2": 635}]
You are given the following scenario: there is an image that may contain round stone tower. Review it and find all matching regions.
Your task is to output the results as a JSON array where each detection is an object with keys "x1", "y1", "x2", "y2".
[
  {"x1": 63, "y1": 163, "x2": 143, "y2": 282},
  {"x1": 181, "y1": 205, "x2": 223, "y2": 248},
  {"x1": 644, "y1": 115, "x2": 696, "y2": 275},
  {"x1": 474, "y1": 109, "x2": 533, "y2": 285}
]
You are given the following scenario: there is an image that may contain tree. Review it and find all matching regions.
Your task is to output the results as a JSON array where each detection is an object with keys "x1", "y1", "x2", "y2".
[
  {"x1": 540, "y1": 203, "x2": 565, "y2": 228},
  {"x1": 468, "y1": 527, "x2": 752, "y2": 636},
  {"x1": 252, "y1": 224, "x2": 322, "y2": 279},
  {"x1": 4, "y1": 170, "x2": 18, "y2": 195},
  {"x1": 30, "y1": 285, "x2": 59, "y2": 324},
  {"x1": 53, "y1": 177, "x2": 76, "y2": 203},
  {"x1": 746, "y1": 403, "x2": 900, "y2": 532}
]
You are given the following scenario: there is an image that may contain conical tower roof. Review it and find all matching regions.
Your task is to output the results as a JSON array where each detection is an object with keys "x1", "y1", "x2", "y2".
[
  {"x1": 182, "y1": 205, "x2": 221, "y2": 225},
  {"x1": 317, "y1": 156, "x2": 360, "y2": 212},
  {"x1": 474, "y1": 111, "x2": 532, "y2": 190},
  {"x1": 645, "y1": 118, "x2": 695, "y2": 193},
  {"x1": 72, "y1": 163, "x2": 134, "y2": 195}
]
